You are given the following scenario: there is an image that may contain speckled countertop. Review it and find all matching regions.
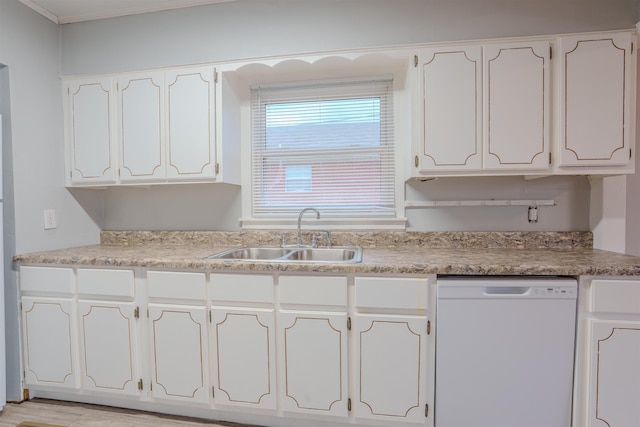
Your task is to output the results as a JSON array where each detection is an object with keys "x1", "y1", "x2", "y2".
[{"x1": 12, "y1": 231, "x2": 640, "y2": 276}]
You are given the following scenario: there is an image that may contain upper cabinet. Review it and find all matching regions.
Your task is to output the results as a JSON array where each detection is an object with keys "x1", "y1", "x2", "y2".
[
  {"x1": 64, "y1": 65, "x2": 238, "y2": 187},
  {"x1": 65, "y1": 77, "x2": 117, "y2": 185},
  {"x1": 412, "y1": 30, "x2": 635, "y2": 178},
  {"x1": 415, "y1": 40, "x2": 551, "y2": 176},
  {"x1": 558, "y1": 32, "x2": 634, "y2": 170}
]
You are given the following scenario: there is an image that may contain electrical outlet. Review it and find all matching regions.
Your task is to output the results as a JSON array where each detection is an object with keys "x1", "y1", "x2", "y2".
[{"x1": 43, "y1": 209, "x2": 57, "y2": 230}]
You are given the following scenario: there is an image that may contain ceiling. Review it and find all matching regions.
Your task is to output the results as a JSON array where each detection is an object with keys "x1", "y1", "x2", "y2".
[{"x1": 18, "y1": 0, "x2": 237, "y2": 24}]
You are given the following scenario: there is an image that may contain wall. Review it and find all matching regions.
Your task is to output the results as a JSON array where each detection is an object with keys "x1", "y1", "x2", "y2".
[
  {"x1": 58, "y1": 0, "x2": 639, "y2": 233},
  {"x1": 0, "y1": 0, "x2": 102, "y2": 401}
]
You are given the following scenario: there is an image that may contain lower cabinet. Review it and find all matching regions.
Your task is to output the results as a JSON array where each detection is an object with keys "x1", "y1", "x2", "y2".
[
  {"x1": 354, "y1": 314, "x2": 428, "y2": 423},
  {"x1": 587, "y1": 320, "x2": 640, "y2": 427},
  {"x1": 279, "y1": 310, "x2": 349, "y2": 416},
  {"x1": 148, "y1": 303, "x2": 210, "y2": 404},
  {"x1": 147, "y1": 270, "x2": 210, "y2": 406},
  {"x1": 19, "y1": 266, "x2": 435, "y2": 426},
  {"x1": 209, "y1": 273, "x2": 277, "y2": 411},
  {"x1": 578, "y1": 278, "x2": 640, "y2": 427},
  {"x1": 211, "y1": 307, "x2": 276, "y2": 409},
  {"x1": 78, "y1": 300, "x2": 139, "y2": 395},
  {"x1": 22, "y1": 296, "x2": 78, "y2": 389}
]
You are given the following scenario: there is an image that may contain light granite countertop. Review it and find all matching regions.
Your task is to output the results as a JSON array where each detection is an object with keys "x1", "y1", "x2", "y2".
[{"x1": 12, "y1": 231, "x2": 640, "y2": 276}]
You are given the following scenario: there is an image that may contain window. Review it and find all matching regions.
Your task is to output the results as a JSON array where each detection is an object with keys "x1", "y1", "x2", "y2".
[{"x1": 251, "y1": 78, "x2": 395, "y2": 219}]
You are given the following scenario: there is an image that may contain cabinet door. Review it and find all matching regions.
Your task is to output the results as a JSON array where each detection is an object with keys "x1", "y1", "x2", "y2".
[
  {"x1": 148, "y1": 303, "x2": 210, "y2": 405},
  {"x1": 483, "y1": 41, "x2": 550, "y2": 170},
  {"x1": 22, "y1": 297, "x2": 78, "y2": 389},
  {"x1": 66, "y1": 77, "x2": 116, "y2": 184},
  {"x1": 117, "y1": 72, "x2": 165, "y2": 182},
  {"x1": 212, "y1": 307, "x2": 276, "y2": 410},
  {"x1": 279, "y1": 310, "x2": 348, "y2": 417},
  {"x1": 418, "y1": 46, "x2": 482, "y2": 172},
  {"x1": 559, "y1": 32, "x2": 633, "y2": 167},
  {"x1": 165, "y1": 66, "x2": 217, "y2": 180},
  {"x1": 78, "y1": 300, "x2": 139, "y2": 396},
  {"x1": 588, "y1": 320, "x2": 640, "y2": 427},
  {"x1": 354, "y1": 314, "x2": 428, "y2": 423}
]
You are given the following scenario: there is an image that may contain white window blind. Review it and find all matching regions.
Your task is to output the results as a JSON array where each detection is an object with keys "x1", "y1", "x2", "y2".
[{"x1": 251, "y1": 78, "x2": 395, "y2": 218}]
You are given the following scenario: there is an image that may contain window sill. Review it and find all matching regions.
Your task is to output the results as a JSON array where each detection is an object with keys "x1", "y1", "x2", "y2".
[{"x1": 240, "y1": 217, "x2": 407, "y2": 230}]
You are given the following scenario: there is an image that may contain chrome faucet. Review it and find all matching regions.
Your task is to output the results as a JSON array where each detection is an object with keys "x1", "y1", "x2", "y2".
[{"x1": 297, "y1": 207, "x2": 320, "y2": 247}]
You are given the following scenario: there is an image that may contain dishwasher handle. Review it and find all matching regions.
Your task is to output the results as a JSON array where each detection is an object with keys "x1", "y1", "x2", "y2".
[{"x1": 483, "y1": 286, "x2": 530, "y2": 296}]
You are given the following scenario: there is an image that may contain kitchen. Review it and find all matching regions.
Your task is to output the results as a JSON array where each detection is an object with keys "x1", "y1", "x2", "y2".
[{"x1": 2, "y1": 0, "x2": 640, "y2": 426}]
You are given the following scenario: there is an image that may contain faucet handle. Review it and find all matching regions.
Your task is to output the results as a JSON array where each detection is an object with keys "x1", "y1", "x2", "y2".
[
  {"x1": 317, "y1": 230, "x2": 332, "y2": 248},
  {"x1": 280, "y1": 234, "x2": 287, "y2": 248}
]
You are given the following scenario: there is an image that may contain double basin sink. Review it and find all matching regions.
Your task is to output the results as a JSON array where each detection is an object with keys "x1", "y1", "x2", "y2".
[{"x1": 207, "y1": 246, "x2": 362, "y2": 263}]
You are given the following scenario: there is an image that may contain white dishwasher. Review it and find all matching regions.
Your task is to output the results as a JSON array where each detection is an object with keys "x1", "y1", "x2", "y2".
[{"x1": 435, "y1": 277, "x2": 577, "y2": 427}]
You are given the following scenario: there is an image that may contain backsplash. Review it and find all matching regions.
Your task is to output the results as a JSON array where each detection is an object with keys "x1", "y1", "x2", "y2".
[{"x1": 100, "y1": 230, "x2": 593, "y2": 249}]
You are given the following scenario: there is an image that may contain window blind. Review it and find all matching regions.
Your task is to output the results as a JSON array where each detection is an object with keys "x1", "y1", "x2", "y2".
[{"x1": 251, "y1": 78, "x2": 395, "y2": 218}]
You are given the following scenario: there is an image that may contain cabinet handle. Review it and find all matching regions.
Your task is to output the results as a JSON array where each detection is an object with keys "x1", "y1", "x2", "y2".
[
  {"x1": 348, "y1": 398, "x2": 352, "y2": 411},
  {"x1": 347, "y1": 317, "x2": 351, "y2": 331}
]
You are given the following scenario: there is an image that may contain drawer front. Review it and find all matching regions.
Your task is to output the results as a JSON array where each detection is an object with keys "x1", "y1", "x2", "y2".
[
  {"x1": 210, "y1": 274, "x2": 274, "y2": 304},
  {"x1": 591, "y1": 279, "x2": 640, "y2": 314},
  {"x1": 148, "y1": 271, "x2": 206, "y2": 300},
  {"x1": 77, "y1": 268, "x2": 135, "y2": 297},
  {"x1": 20, "y1": 266, "x2": 74, "y2": 294},
  {"x1": 279, "y1": 276, "x2": 347, "y2": 307},
  {"x1": 355, "y1": 277, "x2": 429, "y2": 311}
]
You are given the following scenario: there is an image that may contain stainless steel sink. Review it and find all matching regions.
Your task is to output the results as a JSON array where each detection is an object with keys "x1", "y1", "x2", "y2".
[
  {"x1": 206, "y1": 246, "x2": 362, "y2": 263},
  {"x1": 282, "y1": 247, "x2": 362, "y2": 262}
]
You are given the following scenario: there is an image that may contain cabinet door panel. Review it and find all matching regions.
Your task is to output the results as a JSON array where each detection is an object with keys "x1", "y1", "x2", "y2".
[
  {"x1": 484, "y1": 42, "x2": 549, "y2": 170},
  {"x1": 354, "y1": 314, "x2": 428, "y2": 423},
  {"x1": 212, "y1": 307, "x2": 276, "y2": 409},
  {"x1": 149, "y1": 304, "x2": 209, "y2": 405},
  {"x1": 78, "y1": 300, "x2": 139, "y2": 395},
  {"x1": 22, "y1": 297, "x2": 78, "y2": 389},
  {"x1": 588, "y1": 320, "x2": 640, "y2": 427},
  {"x1": 118, "y1": 73, "x2": 165, "y2": 181},
  {"x1": 560, "y1": 33, "x2": 632, "y2": 166},
  {"x1": 279, "y1": 311, "x2": 348, "y2": 416},
  {"x1": 67, "y1": 77, "x2": 116, "y2": 184},
  {"x1": 419, "y1": 46, "x2": 482, "y2": 172},
  {"x1": 166, "y1": 66, "x2": 216, "y2": 179}
]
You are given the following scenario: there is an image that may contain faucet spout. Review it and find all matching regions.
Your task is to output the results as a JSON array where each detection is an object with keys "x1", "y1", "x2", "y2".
[{"x1": 297, "y1": 208, "x2": 320, "y2": 247}]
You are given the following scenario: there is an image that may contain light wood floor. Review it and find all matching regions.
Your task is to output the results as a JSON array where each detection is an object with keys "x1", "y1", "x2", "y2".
[{"x1": 0, "y1": 399, "x2": 261, "y2": 427}]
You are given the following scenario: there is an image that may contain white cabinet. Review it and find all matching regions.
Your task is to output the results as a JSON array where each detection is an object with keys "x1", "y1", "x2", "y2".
[
  {"x1": 278, "y1": 275, "x2": 349, "y2": 417},
  {"x1": 78, "y1": 300, "x2": 139, "y2": 396},
  {"x1": 148, "y1": 303, "x2": 210, "y2": 404},
  {"x1": 210, "y1": 274, "x2": 276, "y2": 410},
  {"x1": 165, "y1": 66, "x2": 217, "y2": 180},
  {"x1": 211, "y1": 307, "x2": 276, "y2": 409},
  {"x1": 117, "y1": 72, "x2": 165, "y2": 182},
  {"x1": 558, "y1": 33, "x2": 634, "y2": 169},
  {"x1": 417, "y1": 46, "x2": 482, "y2": 173},
  {"x1": 416, "y1": 41, "x2": 550, "y2": 175},
  {"x1": 587, "y1": 320, "x2": 640, "y2": 427},
  {"x1": 65, "y1": 65, "x2": 222, "y2": 186},
  {"x1": 64, "y1": 77, "x2": 117, "y2": 185},
  {"x1": 77, "y1": 268, "x2": 139, "y2": 396},
  {"x1": 22, "y1": 297, "x2": 78, "y2": 389},
  {"x1": 354, "y1": 315, "x2": 428, "y2": 423},
  {"x1": 20, "y1": 266, "x2": 78, "y2": 390},
  {"x1": 575, "y1": 278, "x2": 640, "y2": 427},
  {"x1": 354, "y1": 276, "x2": 432, "y2": 425},
  {"x1": 147, "y1": 271, "x2": 210, "y2": 405}
]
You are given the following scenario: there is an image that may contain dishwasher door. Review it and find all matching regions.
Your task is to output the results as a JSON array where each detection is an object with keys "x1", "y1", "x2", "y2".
[{"x1": 435, "y1": 277, "x2": 577, "y2": 427}]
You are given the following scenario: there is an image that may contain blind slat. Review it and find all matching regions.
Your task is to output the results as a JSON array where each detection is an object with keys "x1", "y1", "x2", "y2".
[{"x1": 251, "y1": 78, "x2": 395, "y2": 218}]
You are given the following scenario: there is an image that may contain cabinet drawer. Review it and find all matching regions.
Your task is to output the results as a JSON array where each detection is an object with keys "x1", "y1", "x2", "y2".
[
  {"x1": 20, "y1": 266, "x2": 74, "y2": 294},
  {"x1": 279, "y1": 276, "x2": 347, "y2": 307},
  {"x1": 210, "y1": 274, "x2": 273, "y2": 304},
  {"x1": 355, "y1": 277, "x2": 428, "y2": 311},
  {"x1": 77, "y1": 268, "x2": 134, "y2": 297},
  {"x1": 148, "y1": 271, "x2": 206, "y2": 300},
  {"x1": 591, "y1": 279, "x2": 640, "y2": 314}
]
